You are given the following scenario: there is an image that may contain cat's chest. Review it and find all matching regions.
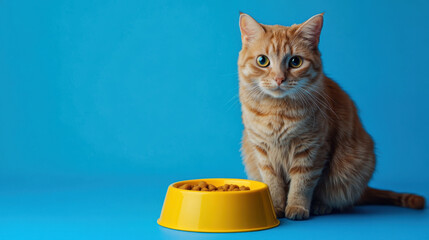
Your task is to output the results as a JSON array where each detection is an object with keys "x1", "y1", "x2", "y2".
[
  {"x1": 243, "y1": 110, "x2": 302, "y2": 144},
  {"x1": 242, "y1": 101, "x2": 305, "y2": 130}
]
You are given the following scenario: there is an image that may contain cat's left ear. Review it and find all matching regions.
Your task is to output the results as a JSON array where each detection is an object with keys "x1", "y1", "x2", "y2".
[
  {"x1": 297, "y1": 13, "x2": 324, "y2": 47},
  {"x1": 239, "y1": 13, "x2": 265, "y2": 45}
]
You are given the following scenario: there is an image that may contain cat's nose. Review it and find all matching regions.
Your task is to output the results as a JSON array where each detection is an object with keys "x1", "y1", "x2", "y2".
[{"x1": 275, "y1": 77, "x2": 285, "y2": 86}]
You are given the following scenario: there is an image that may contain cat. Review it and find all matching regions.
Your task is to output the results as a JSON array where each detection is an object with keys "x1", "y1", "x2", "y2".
[{"x1": 238, "y1": 13, "x2": 425, "y2": 220}]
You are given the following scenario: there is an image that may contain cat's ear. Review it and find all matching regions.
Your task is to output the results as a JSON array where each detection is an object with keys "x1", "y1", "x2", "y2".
[
  {"x1": 239, "y1": 13, "x2": 265, "y2": 45},
  {"x1": 296, "y1": 13, "x2": 324, "y2": 47}
]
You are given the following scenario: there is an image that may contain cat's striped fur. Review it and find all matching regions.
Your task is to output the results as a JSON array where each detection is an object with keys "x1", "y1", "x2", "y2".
[{"x1": 238, "y1": 13, "x2": 425, "y2": 220}]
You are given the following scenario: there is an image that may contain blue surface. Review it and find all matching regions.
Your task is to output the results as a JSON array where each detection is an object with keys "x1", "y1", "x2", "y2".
[{"x1": 1, "y1": 0, "x2": 429, "y2": 239}]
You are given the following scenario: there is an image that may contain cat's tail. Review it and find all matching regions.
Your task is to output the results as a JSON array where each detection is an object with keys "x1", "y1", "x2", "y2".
[{"x1": 358, "y1": 187, "x2": 425, "y2": 209}]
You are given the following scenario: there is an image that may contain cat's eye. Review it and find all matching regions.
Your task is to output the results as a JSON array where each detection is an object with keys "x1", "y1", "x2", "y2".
[
  {"x1": 256, "y1": 55, "x2": 270, "y2": 67},
  {"x1": 289, "y1": 56, "x2": 303, "y2": 68}
]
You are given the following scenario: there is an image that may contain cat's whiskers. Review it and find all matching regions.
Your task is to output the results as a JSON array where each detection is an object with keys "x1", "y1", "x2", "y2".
[
  {"x1": 246, "y1": 84, "x2": 265, "y2": 101},
  {"x1": 298, "y1": 82, "x2": 331, "y2": 110},
  {"x1": 298, "y1": 87, "x2": 331, "y2": 122},
  {"x1": 303, "y1": 89, "x2": 331, "y2": 122},
  {"x1": 293, "y1": 88, "x2": 308, "y2": 107},
  {"x1": 225, "y1": 93, "x2": 240, "y2": 112},
  {"x1": 304, "y1": 85, "x2": 339, "y2": 120}
]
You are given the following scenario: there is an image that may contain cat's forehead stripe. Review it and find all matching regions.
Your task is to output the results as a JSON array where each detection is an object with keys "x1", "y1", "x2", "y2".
[{"x1": 266, "y1": 28, "x2": 294, "y2": 58}]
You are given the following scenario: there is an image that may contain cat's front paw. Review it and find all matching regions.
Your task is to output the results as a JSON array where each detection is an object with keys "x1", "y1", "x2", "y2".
[
  {"x1": 311, "y1": 202, "x2": 333, "y2": 216},
  {"x1": 274, "y1": 207, "x2": 285, "y2": 218},
  {"x1": 285, "y1": 205, "x2": 310, "y2": 220}
]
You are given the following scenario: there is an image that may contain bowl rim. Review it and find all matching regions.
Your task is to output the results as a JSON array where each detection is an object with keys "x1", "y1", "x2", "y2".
[{"x1": 170, "y1": 178, "x2": 268, "y2": 194}]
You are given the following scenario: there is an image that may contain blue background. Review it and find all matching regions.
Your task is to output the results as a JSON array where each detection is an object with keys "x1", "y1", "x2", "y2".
[{"x1": 1, "y1": 0, "x2": 428, "y2": 239}]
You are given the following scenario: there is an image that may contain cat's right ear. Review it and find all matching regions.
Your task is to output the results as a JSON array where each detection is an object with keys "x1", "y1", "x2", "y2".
[{"x1": 239, "y1": 13, "x2": 265, "y2": 45}]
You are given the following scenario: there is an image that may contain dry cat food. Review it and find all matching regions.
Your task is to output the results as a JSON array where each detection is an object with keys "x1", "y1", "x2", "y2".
[{"x1": 177, "y1": 181, "x2": 250, "y2": 192}]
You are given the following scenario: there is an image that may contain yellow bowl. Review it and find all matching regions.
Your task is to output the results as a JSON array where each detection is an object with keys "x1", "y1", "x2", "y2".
[{"x1": 157, "y1": 178, "x2": 280, "y2": 232}]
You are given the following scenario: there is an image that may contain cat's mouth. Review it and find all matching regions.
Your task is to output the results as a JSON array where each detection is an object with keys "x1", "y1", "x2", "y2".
[
  {"x1": 264, "y1": 86, "x2": 289, "y2": 98},
  {"x1": 257, "y1": 80, "x2": 297, "y2": 98}
]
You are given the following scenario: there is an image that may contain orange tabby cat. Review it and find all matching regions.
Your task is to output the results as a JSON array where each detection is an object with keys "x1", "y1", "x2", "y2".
[{"x1": 238, "y1": 13, "x2": 425, "y2": 220}]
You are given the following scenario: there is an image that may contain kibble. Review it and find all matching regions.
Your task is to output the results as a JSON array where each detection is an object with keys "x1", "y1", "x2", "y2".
[
  {"x1": 198, "y1": 181, "x2": 208, "y2": 188},
  {"x1": 177, "y1": 181, "x2": 250, "y2": 192},
  {"x1": 179, "y1": 184, "x2": 192, "y2": 190}
]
